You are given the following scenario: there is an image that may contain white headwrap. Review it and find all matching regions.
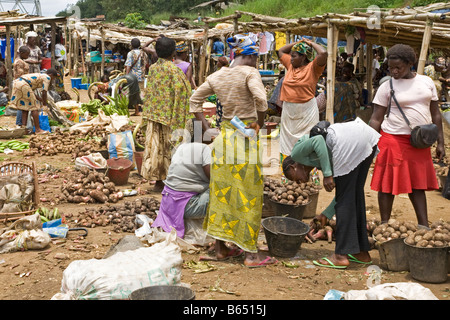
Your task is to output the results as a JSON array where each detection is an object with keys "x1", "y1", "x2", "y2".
[{"x1": 25, "y1": 31, "x2": 38, "y2": 39}]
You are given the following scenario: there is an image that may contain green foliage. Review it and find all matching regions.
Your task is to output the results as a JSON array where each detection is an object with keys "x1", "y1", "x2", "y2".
[
  {"x1": 124, "y1": 13, "x2": 147, "y2": 29},
  {"x1": 56, "y1": 0, "x2": 428, "y2": 27}
]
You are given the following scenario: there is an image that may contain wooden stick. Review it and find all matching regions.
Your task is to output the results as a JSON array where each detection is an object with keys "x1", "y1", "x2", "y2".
[
  {"x1": 51, "y1": 22, "x2": 56, "y2": 69},
  {"x1": 101, "y1": 27, "x2": 105, "y2": 77},
  {"x1": 326, "y1": 21, "x2": 338, "y2": 124},
  {"x1": 417, "y1": 19, "x2": 433, "y2": 75},
  {"x1": 198, "y1": 25, "x2": 209, "y2": 85}
]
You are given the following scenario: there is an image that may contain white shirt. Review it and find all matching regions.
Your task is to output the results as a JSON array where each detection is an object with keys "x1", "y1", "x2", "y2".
[
  {"x1": 326, "y1": 118, "x2": 381, "y2": 177},
  {"x1": 163, "y1": 143, "x2": 211, "y2": 193},
  {"x1": 372, "y1": 74, "x2": 438, "y2": 135}
]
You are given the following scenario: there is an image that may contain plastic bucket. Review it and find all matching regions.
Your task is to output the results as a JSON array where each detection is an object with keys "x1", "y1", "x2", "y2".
[
  {"x1": 130, "y1": 285, "x2": 195, "y2": 300},
  {"x1": 302, "y1": 192, "x2": 319, "y2": 219},
  {"x1": 135, "y1": 151, "x2": 144, "y2": 175},
  {"x1": 106, "y1": 158, "x2": 133, "y2": 186},
  {"x1": 377, "y1": 238, "x2": 409, "y2": 272},
  {"x1": 405, "y1": 241, "x2": 449, "y2": 283},
  {"x1": 71, "y1": 78, "x2": 82, "y2": 89},
  {"x1": 41, "y1": 57, "x2": 51, "y2": 70},
  {"x1": 269, "y1": 199, "x2": 311, "y2": 221},
  {"x1": 262, "y1": 216, "x2": 310, "y2": 258},
  {"x1": 262, "y1": 192, "x2": 275, "y2": 217}
]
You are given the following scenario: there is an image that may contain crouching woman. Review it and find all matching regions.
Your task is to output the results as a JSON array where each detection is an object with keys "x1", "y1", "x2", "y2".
[{"x1": 282, "y1": 118, "x2": 380, "y2": 269}]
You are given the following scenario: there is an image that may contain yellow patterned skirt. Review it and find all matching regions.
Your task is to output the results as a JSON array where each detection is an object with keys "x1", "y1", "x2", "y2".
[{"x1": 204, "y1": 120, "x2": 263, "y2": 253}]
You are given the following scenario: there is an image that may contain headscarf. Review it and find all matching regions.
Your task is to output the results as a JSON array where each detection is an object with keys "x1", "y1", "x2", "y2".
[
  {"x1": 292, "y1": 41, "x2": 314, "y2": 61},
  {"x1": 25, "y1": 31, "x2": 38, "y2": 40},
  {"x1": 175, "y1": 41, "x2": 188, "y2": 53},
  {"x1": 226, "y1": 34, "x2": 259, "y2": 56}
]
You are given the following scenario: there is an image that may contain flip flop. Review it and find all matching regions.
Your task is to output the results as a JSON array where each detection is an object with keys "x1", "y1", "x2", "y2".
[
  {"x1": 347, "y1": 254, "x2": 372, "y2": 265},
  {"x1": 313, "y1": 257, "x2": 348, "y2": 269},
  {"x1": 246, "y1": 256, "x2": 278, "y2": 268},
  {"x1": 199, "y1": 248, "x2": 244, "y2": 261}
]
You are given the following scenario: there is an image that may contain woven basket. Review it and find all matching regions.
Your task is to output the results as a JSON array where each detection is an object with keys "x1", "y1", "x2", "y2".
[{"x1": 0, "y1": 161, "x2": 39, "y2": 222}]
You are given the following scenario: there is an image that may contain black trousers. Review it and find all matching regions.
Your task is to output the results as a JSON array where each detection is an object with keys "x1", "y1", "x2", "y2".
[{"x1": 334, "y1": 146, "x2": 376, "y2": 255}]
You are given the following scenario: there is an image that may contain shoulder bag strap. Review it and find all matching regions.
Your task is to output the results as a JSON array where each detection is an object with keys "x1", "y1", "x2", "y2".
[{"x1": 388, "y1": 78, "x2": 413, "y2": 130}]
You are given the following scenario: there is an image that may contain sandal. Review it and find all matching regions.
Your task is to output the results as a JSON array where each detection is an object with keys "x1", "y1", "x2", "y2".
[
  {"x1": 245, "y1": 256, "x2": 278, "y2": 268},
  {"x1": 313, "y1": 257, "x2": 348, "y2": 269},
  {"x1": 199, "y1": 248, "x2": 244, "y2": 261},
  {"x1": 347, "y1": 254, "x2": 372, "y2": 265}
]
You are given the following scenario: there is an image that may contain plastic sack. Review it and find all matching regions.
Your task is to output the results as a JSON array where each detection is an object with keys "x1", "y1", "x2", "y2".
[
  {"x1": 107, "y1": 130, "x2": 135, "y2": 164},
  {"x1": 51, "y1": 230, "x2": 183, "y2": 300},
  {"x1": 33, "y1": 112, "x2": 51, "y2": 133},
  {"x1": 342, "y1": 282, "x2": 439, "y2": 300},
  {"x1": 74, "y1": 153, "x2": 108, "y2": 171},
  {"x1": 42, "y1": 218, "x2": 69, "y2": 238},
  {"x1": 0, "y1": 213, "x2": 51, "y2": 253}
]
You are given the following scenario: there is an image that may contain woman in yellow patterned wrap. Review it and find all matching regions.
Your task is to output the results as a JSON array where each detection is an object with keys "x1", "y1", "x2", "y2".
[{"x1": 190, "y1": 35, "x2": 277, "y2": 267}]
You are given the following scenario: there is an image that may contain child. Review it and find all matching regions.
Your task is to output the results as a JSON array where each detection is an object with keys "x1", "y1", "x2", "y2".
[{"x1": 13, "y1": 46, "x2": 31, "y2": 127}]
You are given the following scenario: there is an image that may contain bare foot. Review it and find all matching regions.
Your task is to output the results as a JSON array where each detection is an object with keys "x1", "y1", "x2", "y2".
[
  {"x1": 244, "y1": 252, "x2": 278, "y2": 267},
  {"x1": 153, "y1": 180, "x2": 164, "y2": 192},
  {"x1": 315, "y1": 254, "x2": 350, "y2": 268}
]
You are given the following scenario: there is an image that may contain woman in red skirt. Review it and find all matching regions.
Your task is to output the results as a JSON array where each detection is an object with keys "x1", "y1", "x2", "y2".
[{"x1": 369, "y1": 44, "x2": 445, "y2": 228}]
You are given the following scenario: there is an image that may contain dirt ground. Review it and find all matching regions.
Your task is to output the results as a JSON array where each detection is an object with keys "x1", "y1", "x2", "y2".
[{"x1": 0, "y1": 84, "x2": 449, "y2": 301}]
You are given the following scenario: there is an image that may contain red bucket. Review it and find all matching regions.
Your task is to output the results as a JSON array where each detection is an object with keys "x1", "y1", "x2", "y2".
[
  {"x1": 106, "y1": 158, "x2": 133, "y2": 186},
  {"x1": 41, "y1": 58, "x2": 52, "y2": 70}
]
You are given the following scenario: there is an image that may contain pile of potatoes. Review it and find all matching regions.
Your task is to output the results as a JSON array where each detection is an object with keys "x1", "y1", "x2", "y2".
[
  {"x1": 264, "y1": 178, "x2": 321, "y2": 206},
  {"x1": 60, "y1": 166, "x2": 124, "y2": 204},
  {"x1": 372, "y1": 219, "x2": 419, "y2": 243},
  {"x1": 373, "y1": 218, "x2": 450, "y2": 248},
  {"x1": 26, "y1": 126, "x2": 108, "y2": 158},
  {"x1": 73, "y1": 197, "x2": 159, "y2": 232},
  {"x1": 404, "y1": 220, "x2": 450, "y2": 248}
]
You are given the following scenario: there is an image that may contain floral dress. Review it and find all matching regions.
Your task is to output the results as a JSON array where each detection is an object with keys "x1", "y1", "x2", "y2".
[
  {"x1": 10, "y1": 73, "x2": 51, "y2": 111},
  {"x1": 141, "y1": 58, "x2": 192, "y2": 181}
]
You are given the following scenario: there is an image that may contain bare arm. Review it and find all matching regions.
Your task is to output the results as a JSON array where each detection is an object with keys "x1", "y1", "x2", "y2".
[
  {"x1": 430, "y1": 100, "x2": 445, "y2": 161},
  {"x1": 368, "y1": 104, "x2": 387, "y2": 133},
  {"x1": 301, "y1": 37, "x2": 327, "y2": 67}
]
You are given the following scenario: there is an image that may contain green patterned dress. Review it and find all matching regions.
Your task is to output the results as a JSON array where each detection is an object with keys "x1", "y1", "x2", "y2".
[
  {"x1": 141, "y1": 58, "x2": 192, "y2": 181},
  {"x1": 204, "y1": 120, "x2": 264, "y2": 253}
]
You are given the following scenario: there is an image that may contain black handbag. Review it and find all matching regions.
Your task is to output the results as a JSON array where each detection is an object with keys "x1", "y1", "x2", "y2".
[
  {"x1": 309, "y1": 120, "x2": 330, "y2": 139},
  {"x1": 387, "y1": 78, "x2": 438, "y2": 149}
]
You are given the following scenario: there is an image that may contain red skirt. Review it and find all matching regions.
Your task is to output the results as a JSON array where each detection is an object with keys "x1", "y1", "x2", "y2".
[{"x1": 370, "y1": 130, "x2": 438, "y2": 195}]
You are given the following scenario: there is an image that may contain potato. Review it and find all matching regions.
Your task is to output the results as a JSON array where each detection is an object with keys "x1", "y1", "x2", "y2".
[
  {"x1": 422, "y1": 231, "x2": 434, "y2": 241},
  {"x1": 417, "y1": 240, "x2": 429, "y2": 247},
  {"x1": 434, "y1": 241, "x2": 445, "y2": 247},
  {"x1": 405, "y1": 236, "x2": 415, "y2": 245}
]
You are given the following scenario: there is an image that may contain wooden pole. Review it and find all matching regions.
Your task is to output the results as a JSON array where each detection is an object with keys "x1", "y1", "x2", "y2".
[
  {"x1": 417, "y1": 19, "x2": 433, "y2": 75},
  {"x1": 5, "y1": 25, "x2": 12, "y2": 98},
  {"x1": 101, "y1": 27, "x2": 105, "y2": 77},
  {"x1": 198, "y1": 25, "x2": 209, "y2": 85},
  {"x1": 326, "y1": 22, "x2": 338, "y2": 124},
  {"x1": 366, "y1": 43, "x2": 374, "y2": 103},
  {"x1": 67, "y1": 28, "x2": 72, "y2": 76},
  {"x1": 50, "y1": 22, "x2": 56, "y2": 69}
]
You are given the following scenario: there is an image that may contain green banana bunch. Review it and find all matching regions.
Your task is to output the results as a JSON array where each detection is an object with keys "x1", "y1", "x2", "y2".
[
  {"x1": 36, "y1": 207, "x2": 61, "y2": 222},
  {"x1": 81, "y1": 99, "x2": 103, "y2": 115},
  {"x1": 0, "y1": 140, "x2": 29, "y2": 153}
]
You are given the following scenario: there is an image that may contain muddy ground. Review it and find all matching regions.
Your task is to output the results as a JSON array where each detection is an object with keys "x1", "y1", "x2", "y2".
[{"x1": 0, "y1": 84, "x2": 449, "y2": 302}]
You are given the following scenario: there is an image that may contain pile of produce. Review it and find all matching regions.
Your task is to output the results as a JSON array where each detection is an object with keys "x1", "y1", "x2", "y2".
[
  {"x1": 81, "y1": 94, "x2": 129, "y2": 117},
  {"x1": 264, "y1": 178, "x2": 320, "y2": 206},
  {"x1": 0, "y1": 140, "x2": 29, "y2": 153},
  {"x1": 306, "y1": 217, "x2": 336, "y2": 243},
  {"x1": 404, "y1": 220, "x2": 450, "y2": 248},
  {"x1": 25, "y1": 126, "x2": 108, "y2": 158},
  {"x1": 60, "y1": 166, "x2": 124, "y2": 204},
  {"x1": 73, "y1": 197, "x2": 159, "y2": 232},
  {"x1": 372, "y1": 219, "x2": 418, "y2": 243}
]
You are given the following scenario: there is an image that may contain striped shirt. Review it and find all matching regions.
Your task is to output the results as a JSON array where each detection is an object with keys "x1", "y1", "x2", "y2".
[{"x1": 190, "y1": 65, "x2": 268, "y2": 121}]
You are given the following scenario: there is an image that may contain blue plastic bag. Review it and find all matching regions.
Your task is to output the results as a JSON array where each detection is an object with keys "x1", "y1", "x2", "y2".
[
  {"x1": 32, "y1": 112, "x2": 51, "y2": 133},
  {"x1": 42, "y1": 218, "x2": 69, "y2": 238}
]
